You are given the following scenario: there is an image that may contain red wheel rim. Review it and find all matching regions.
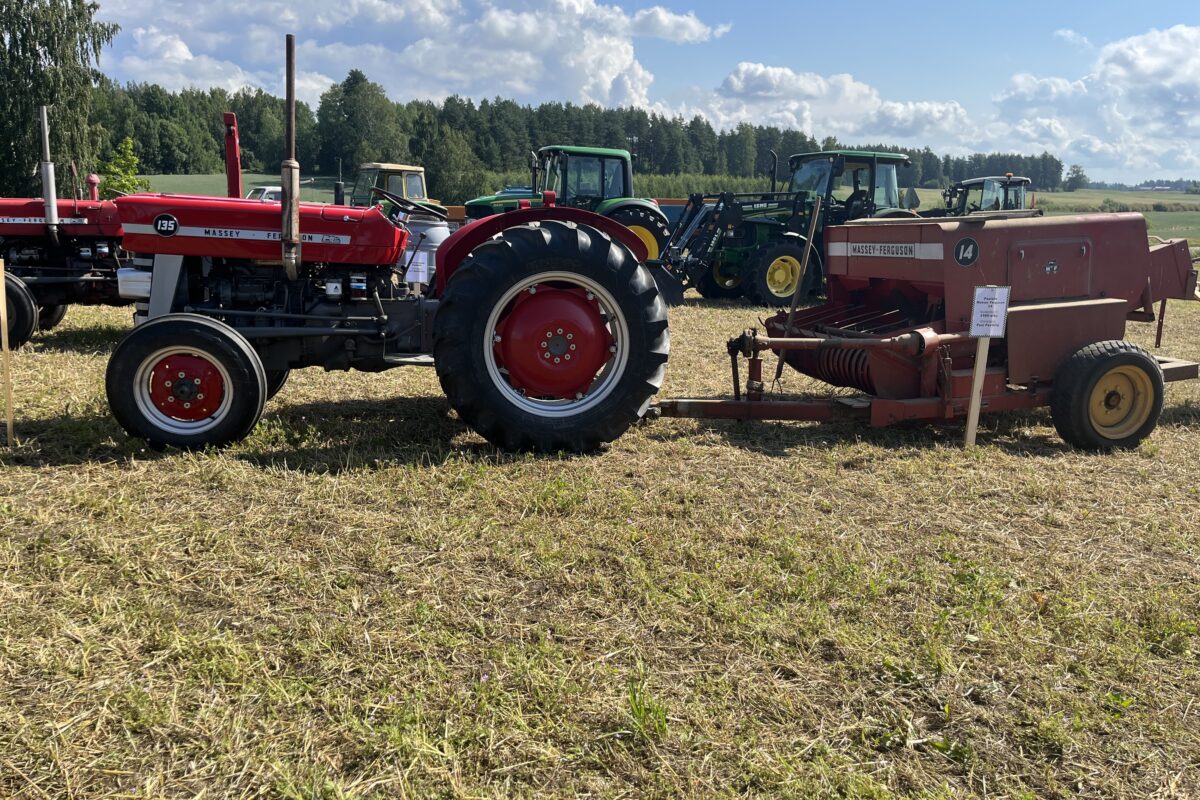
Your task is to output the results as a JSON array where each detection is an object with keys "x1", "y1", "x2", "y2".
[
  {"x1": 493, "y1": 285, "x2": 614, "y2": 399},
  {"x1": 146, "y1": 353, "x2": 226, "y2": 421}
]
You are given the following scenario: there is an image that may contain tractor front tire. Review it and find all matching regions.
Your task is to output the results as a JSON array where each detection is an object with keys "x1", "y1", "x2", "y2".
[
  {"x1": 434, "y1": 219, "x2": 669, "y2": 452},
  {"x1": 38, "y1": 304, "x2": 68, "y2": 331},
  {"x1": 4, "y1": 274, "x2": 39, "y2": 348},
  {"x1": 1051, "y1": 341, "x2": 1164, "y2": 450},
  {"x1": 106, "y1": 314, "x2": 267, "y2": 449},
  {"x1": 744, "y1": 241, "x2": 822, "y2": 307},
  {"x1": 607, "y1": 206, "x2": 671, "y2": 262}
]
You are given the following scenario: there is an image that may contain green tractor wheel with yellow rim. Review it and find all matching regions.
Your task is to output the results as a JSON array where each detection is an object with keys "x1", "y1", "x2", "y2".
[
  {"x1": 744, "y1": 240, "x2": 822, "y2": 306},
  {"x1": 1051, "y1": 340, "x2": 1164, "y2": 450},
  {"x1": 695, "y1": 261, "x2": 744, "y2": 300},
  {"x1": 607, "y1": 205, "x2": 671, "y2": 263}
]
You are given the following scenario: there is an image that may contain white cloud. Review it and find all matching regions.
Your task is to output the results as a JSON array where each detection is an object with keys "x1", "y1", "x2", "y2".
[
  {"x1": 991, "y1": 24, "x2": 1200, "y2": 177},
  {"x1": 710, "y1": 62, "x2": 970, "y2": 144},
  {"x1": 96, "y1": 3, "x2": 1200, "y2": 182},
  {"x1": 1053, "y1": 29, "x2": 1092, "y2": 48},
  {"x1": 118, "y1": 27, "x2": 260, "y2": 95}
]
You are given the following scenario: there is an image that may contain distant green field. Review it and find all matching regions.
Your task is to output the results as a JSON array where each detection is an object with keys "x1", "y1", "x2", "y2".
[
  {"x1": 1040, "y1": 187, "x2": 1200, "y2": 211},
  {"x1": 140, "y1": 173, "x2": 336, "y2": 203}
]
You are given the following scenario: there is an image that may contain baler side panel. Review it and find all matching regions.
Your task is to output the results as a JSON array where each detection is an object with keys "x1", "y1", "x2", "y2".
[
  {"x1": 1007, "y1": 237, "x2": 1092, "y2": 302},
  {"x1": 1005, "y1": 298, "x2": 1127, "y2": 384}
]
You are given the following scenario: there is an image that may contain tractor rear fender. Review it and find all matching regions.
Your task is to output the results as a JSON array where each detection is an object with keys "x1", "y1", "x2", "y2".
[
  {"x1": 595, "y1": 197, "x2": 665, "y2": 220},
  {"x1": 434, "y1": 206, "x2": 649, "y2": 295}
]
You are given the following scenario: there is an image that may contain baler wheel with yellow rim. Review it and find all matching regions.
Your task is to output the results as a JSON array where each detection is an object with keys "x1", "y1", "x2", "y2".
[{"x1": 1051, "y1": 340, "x2": 1164, "y2": 450}]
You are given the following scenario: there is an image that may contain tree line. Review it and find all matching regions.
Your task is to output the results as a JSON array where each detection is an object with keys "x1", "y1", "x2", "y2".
[{"x1": 78, "y1": 71, "x2": 1069, "y2": 203}]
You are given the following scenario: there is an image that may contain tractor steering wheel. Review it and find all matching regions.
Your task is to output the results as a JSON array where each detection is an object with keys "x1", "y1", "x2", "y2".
[{"x1": 371, "y1": 186, "x2": 449, "y2": 222}]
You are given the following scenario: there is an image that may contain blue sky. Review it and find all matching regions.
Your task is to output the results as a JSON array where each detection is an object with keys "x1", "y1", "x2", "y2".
[{"x1": 94, "y1": 0, "x2": 1200, "y2": 182}]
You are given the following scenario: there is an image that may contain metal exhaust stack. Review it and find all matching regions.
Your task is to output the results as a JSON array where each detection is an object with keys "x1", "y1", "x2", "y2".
[
  {"x1": 39, "y1": 106, "x2": 60, "y2": 247},
  {"x1": 223, "y1": 112, "x2": 242, "y2": 198},
  {"x1": 281, "y1": 34, "x2": 300, "y2": 280}
]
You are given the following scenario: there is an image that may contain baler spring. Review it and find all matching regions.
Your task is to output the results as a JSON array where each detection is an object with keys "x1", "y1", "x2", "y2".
[{"x1": 815, "y1": 348, "x2": 873, "y2": 393}]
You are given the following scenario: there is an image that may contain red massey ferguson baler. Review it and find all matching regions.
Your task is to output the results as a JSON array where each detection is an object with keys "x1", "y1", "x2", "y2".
[
  {"x1": 1, "y1": 194, "x2": 125, "y2": 345},
  {"x1": 103, "y1": 190, "x2": 669, "y2": 452},
  {"x1": 658, "y1": 212, "x2": 1200, "y2": 449}
]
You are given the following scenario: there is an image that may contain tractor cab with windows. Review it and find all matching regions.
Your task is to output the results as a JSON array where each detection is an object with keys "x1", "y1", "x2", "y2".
[
  {"x1": 786, "y1": 150, "x2": 908, "y2": 224},
  {"x1": 464, "y1": 145, "x2": 673, "y2": 264},
  {"x1": 349, "y1": 163, "x2": 443, "y2": 213},
  {"x1": 941, "y1": 174, "x2": 1033, "y2": 216}
]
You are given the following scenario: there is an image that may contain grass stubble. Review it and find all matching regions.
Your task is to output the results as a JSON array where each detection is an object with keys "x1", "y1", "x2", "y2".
[{"x1": 1, "y1": 298, "x2": 1198, "y2": 799}]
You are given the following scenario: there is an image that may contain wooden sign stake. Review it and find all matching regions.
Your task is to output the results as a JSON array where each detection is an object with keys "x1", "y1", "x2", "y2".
[{"x1": 964, "y1": 285, "x2": 1011, "y2": 448}]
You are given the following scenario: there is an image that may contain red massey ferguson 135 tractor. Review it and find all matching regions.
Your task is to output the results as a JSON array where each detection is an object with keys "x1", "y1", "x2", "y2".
[{"x1": 103, "y1": 189, "x2": 669, "y2": 452}]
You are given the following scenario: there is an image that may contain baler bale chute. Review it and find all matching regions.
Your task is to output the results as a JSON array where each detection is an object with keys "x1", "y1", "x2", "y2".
[{"x1": 657, "y1": 211, "x2": 1200, "y2": 449}]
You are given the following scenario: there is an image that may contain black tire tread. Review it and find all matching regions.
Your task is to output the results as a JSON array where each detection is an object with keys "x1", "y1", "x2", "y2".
[
  {"x1": 607, "y1": 205, "x2": 671, "y2": 260},
  {"x1": 37, "y1": 303, "x2": 68, "y2": 331},
  {"x1": 4, "y1": 274, "x2": 39, "y2": 348},
  {"x1": 694, "y1": 263, "x2": 744, "y2": 300},
  {"x1": 433, "y1": 219, "x2": 668, "y2": 453}
]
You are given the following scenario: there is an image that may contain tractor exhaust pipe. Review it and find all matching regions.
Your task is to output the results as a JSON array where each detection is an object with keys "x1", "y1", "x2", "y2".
[
  {"x1": 223, "y1": 112, "x2": 242, "y2": 198},
  {"x1": 39, "y1": 106, "x2": 60, "y2": 247},
  {"x1": 280, "y1": 34, "x2": 300, "y2": 281}
]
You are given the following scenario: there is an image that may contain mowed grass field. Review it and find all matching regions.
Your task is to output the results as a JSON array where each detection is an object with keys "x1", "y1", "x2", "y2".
[{"x1": 2, "y1": 295, "x2": 1200, "y2": 798}]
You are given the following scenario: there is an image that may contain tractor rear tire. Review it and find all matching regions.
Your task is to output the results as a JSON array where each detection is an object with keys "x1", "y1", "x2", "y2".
[
  {"x1": 106, "y1": 313, "x2": 267, "y2": 449},
  {"x1": 434, "y1": 219, "x2": 669, "y2": 452},
  {"x1": 4, "y1": 274, "x2": 39, "y2": 349},
  {"x1": 607, "y1": 206, "x2": 671, "y2": 262},
  {"x1": 694, "y1": 263, "x2": 744, "y2": 300},
  {"x1": 1051, "y1": 340, "x2": 1164, "y2": 450},
  {"x1": 38, "y1": 304, "x2": 68, "y2": 331},
  {"x1": 744, "y1": 241, "x2": 822, "y2": 307}
]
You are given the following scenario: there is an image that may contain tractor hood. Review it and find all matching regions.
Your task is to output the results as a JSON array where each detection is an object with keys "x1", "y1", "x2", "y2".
[
  {"x1": 115, "y1": 194, "x2": 406, "y2": 265},
  {"x1": 465, "y1": 192, "x2": 537, "y2": 208},
  {"x1": 0, "y1": 197, "x2": 122, "y2": 236}
]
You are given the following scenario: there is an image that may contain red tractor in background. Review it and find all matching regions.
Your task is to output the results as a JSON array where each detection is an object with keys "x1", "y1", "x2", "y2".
[{"x1": 2, "y1": 109, "x2": 128, "y2": 347}]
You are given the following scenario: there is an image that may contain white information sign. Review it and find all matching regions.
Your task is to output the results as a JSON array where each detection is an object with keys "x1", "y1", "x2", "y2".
[
  {"x1": 404, "y1": 250, "x2": 431, "y2": 284},
  {"x1": 969, "y1": 285, "x2": 1011, "y2": 338}
]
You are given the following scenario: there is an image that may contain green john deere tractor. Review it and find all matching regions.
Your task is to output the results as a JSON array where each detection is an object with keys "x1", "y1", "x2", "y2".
[
  {"x1": 661, "y1": 150, "x2": 914, "y2": 305},
  {"x1": 935, "y1": 174, "x2": 1033, "y2": 216},
  {"x1": 465, "y1": 146, "x2": 673, "y2": 262}
]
